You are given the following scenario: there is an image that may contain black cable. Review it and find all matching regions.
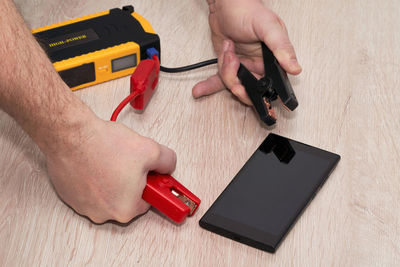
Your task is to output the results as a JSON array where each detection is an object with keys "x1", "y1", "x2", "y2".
[{"x1": 160, "y1": 58, "x2": 217, "y2": 73}]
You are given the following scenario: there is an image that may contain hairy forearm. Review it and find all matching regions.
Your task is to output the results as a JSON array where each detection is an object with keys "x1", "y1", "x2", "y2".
[{"x1": 0, "y1": 0, "x2": 96, "y2": 154}]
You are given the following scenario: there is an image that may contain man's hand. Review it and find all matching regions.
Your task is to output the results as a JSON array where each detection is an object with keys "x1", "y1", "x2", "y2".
[
  {"x1": 0, "y1": 0, "x2": 176, "y2": 224},
  {"x1": 193, "y1": 0, "x2": 302, "y2": 104},
  {"x1": 45, "y1": 116, "x2": 176, "y2": 224}
]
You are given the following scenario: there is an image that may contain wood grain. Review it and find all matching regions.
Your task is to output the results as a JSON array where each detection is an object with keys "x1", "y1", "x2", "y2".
[{"x1": 1, "y1": 0, "x2": 399, "y2": 266}]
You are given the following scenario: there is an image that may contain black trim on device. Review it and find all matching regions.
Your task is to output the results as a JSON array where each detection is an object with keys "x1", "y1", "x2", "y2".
[
  {"x1": 58, "y1": 63, "x2": 95, "y2": 88},
  {"x1": 34, "y1": 6, "x2": 160, "y2": 63}
]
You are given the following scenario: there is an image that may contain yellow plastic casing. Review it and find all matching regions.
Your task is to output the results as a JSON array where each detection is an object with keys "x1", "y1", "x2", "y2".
[{"x1": 32, "y1": 10, "x2": 156, "y2": 90}]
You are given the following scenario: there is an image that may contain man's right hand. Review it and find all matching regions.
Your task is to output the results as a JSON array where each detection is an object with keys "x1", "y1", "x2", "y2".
[
  {"x1": 45, "y1": 117, "x2": 177, "y2": 224},
  {"x1": 0, "y1": 0, "x2": 177, "y2": 224}
]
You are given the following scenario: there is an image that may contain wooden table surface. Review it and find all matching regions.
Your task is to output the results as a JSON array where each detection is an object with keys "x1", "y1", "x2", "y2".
[{"x1": 1, "y1": 0, "x2": 399, "y2": 266}]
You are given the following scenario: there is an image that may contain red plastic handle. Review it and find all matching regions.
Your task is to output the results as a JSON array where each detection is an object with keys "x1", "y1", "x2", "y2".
[
  {"x1": 142, "y1": 172, "x2": 201, "y2": 223},
  {"x1": 130, "y1": 57, "x2": 159, "y2": 110}
]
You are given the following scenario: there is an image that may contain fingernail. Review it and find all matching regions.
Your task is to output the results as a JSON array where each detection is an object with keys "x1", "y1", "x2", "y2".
[
  {"x1": 290, "y1": 58, "x2": 299, "y2": 66},
  {"x1": 290, "y1": 59, "x2": 302, "y2": 72},
  {"x1": 276, "y1": 49, "x2": 302, "y2": 73}
]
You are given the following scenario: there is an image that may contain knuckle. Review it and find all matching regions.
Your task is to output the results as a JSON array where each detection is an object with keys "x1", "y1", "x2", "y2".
[
  {"x1": 89, "y1": 215, "x2": 107, "y2": 224},
  {"x1": 140, "y1": 138, "x2": 161, "y2": 162},
  {"x1": 280, "y1": 42, "x2": 295, "y2": 54},
  {"x1": 112, "y1": 202, "x2": 149, "y2": 223},
  {"x1": 137, "y1": 202, "x2": 151, "y2": 216},
  {"x1": 111, "y1": 206, "x2": 134, "y2": 223},
  {"x1": 268, "y1": 13, "x2": 285, "y2": 28},
  {"x1": 114, "y1": 213, "x2": 133, "y2": 224},
  {"x1": 147, "y1": 142, "x2": 161, "y2": 163}
]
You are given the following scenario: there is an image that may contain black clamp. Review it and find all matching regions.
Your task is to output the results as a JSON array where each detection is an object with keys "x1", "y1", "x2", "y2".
[
  {"x1": 237, "y1": 43, "x2": 298, "y2": 126},
  {"x1": 122, "y1": 5, "x2": 134, "y2": 14}
]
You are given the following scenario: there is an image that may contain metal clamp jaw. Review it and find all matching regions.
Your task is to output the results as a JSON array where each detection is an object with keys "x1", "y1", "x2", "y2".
[{"x1": 237, "y1": 43, "x2": 298, "y2": 126}]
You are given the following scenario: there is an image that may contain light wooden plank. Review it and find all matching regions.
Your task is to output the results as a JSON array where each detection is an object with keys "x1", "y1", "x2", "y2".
[{"x1": 1, "y1": 0, "x2": 399, "y2": 266}]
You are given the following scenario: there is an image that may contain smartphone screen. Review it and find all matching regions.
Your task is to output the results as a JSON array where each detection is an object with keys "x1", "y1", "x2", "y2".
[{"x1": 199, "y1": 133, "x2": 340, "y2": 253}]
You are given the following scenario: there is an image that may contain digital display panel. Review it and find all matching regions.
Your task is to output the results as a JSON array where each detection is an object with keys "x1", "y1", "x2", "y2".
[{"x1": 111, "y1": 54, "x2": 137, "y2": 72}]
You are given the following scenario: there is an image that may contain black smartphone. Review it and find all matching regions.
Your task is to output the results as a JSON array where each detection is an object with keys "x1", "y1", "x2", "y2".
[{"x1": 199, "y1": 133, "x2": 340, "y2": 253}]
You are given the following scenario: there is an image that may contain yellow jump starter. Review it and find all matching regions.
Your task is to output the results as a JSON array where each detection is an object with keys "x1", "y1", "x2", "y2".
[{"x1": 32, "y1": 5, "x2": 160, "y2": 90}]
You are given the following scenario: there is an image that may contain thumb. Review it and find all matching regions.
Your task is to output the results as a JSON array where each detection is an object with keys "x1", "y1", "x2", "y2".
[
  {"x1": 147, "y1": 142, "x2": 177, "y2": 174},
  {"x1": 252, "y1": 10, "x2": 302, "y2": 75}
]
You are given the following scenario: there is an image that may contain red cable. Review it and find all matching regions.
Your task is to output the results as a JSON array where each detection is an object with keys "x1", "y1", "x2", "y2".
[{"x1": 110, "y1": 90, "x2": 140, "y2": 121}]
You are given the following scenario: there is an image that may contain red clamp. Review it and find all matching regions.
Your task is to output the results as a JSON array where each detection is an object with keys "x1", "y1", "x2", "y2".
[
  {"x1": 130, "y1": 56, "x2": 160, "y2": 110},
  {"x1": 142, "y1": 172, "x2": 201, "y2": 223},
  {"x1": 125, "y1": 56, "x2": 201, "y2": 223}
]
